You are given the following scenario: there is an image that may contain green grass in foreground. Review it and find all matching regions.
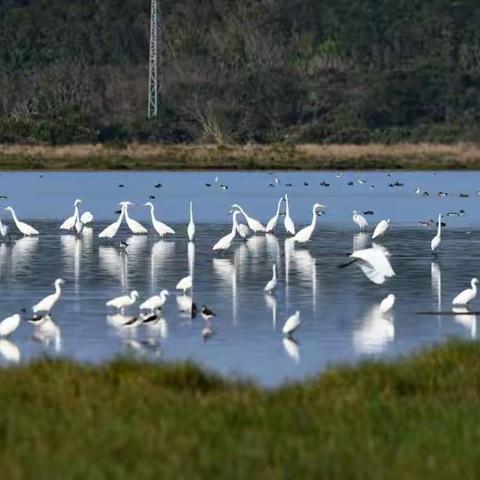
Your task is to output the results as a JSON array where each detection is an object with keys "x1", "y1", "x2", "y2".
[{"x1": 0, "y1": 342, "x2": 480, "y2": 479}]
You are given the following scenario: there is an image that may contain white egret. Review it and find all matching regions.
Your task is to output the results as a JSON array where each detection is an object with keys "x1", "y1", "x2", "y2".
[
  {"x1": 284, "y1": 194, "x2": 295, "y2": 235},
  {"x1": 236, "y1": 222, "x2": 250, "y2": 241},
  {"x1": 143, "y1": 202, "x2": 175, "y2": 238},
  {"x1": 60, "y1": 199, "x2": 82, "y2": 230},
  {"x1": 81, "y1": 211, "x2": 94, "y2": 225},
  {"x1": 452, "y1": 278, "x2": 479, "y2": 306},
  {"x1": 379, "y1": 294, "x2": 395, "y2": 314},
  {"x1": 98, "y1": 204, "x2": 125, "y2": 239},
  {"x1": 212, "y1": 210, "x2": 239, "y2": 252},
  {"x1": 341, "y1": 247, "x2": 395, "y2": 284},
  {"x1": 293, "y1": 203, "x2": 326, "y2": 243},
  {"x1": 32, "y1": 278, "x2": 65, "y2": 315},
  {"x1": 265, "y1": 197, "x2": 284, "y2": 233},
  {"x1": 352, "y1": 211, "x2": 368, "y2": 231},
  {"x1": 106, "y1": 290, "x2": 139, "y2": 312},
  {"x1": 231, "y1": 204, "x2": 265, "y2": 233},
  {"x1": 5, "y1": 207, "x2": 39, "y2": 236},
  {"x1": 372, "y1": 219, "x2": 391, "y2": 240},
  {"x1": 282, "y1": 310, "x2": 301, "y2": 337},
  {"x1": 0, "y1": 339, "x2": 20, "y2": 363},
  {"x1": 140, "y1": 290, "x2": 170, "y2": 312},
  {"x1": 122, "y1": 201, "x2": 148, "y2": 235},
  {"x1": 176, "y1": 274, "x2": 192, "y2": 293},
  {"x1": 0, "y1": 312, "x2": 22, "y2": 337},
  {"x1": 264, "y1": 264, "x2": 277, "y2": 294},
  {"x1": 431, "y1": 214, "x2": 442, "y2": 254},
  {"x1": 187, "y1": 201, "x2": 195, "y2": 241}
]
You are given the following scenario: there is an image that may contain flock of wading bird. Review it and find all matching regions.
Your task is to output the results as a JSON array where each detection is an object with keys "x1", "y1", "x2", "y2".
[{"x1": 0, "y1": 184, "x2": 476, "y2": 355}]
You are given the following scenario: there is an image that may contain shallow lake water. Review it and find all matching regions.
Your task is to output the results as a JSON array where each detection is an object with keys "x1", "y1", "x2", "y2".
[{"x1": 0, "y1": 170, "x2": 479, "y2": 386}]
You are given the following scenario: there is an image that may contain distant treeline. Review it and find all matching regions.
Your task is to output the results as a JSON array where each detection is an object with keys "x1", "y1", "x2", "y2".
[{"x1": 1, "y1": 0, "x2": 480, "y2": 145}]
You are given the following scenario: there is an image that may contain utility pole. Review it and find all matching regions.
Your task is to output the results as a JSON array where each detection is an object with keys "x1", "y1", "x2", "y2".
[{"x1": 147, "y1": 0, "x2": 162, "y2": 119}]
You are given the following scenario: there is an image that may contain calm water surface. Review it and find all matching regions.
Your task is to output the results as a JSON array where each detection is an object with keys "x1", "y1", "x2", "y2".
[{"x1": 0, "y1": 170, "x2": 479, "y2": 386}]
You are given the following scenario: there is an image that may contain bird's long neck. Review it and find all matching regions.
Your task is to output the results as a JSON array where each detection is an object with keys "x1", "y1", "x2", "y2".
[
  {"x1": 54, "y1": 282, "x2": 62, "y2": 298},
  {"x1": 189, "y1": 202, "x2": 193, "y2": 222},
  {"x1": 8, "y1": 209, "x2": 19, "y2": 225},
  {"x1": 437, "y1": 216, "x2": 441, "y2": 236},
  {"x1": 74, "y1": 205, "x2": 80, "y2": 222},
  {"x1": 472, "y1": 281, "x2": 477, "y2": 295},
  {"x1": 285, "y1": 196, "x2": 290, "y2": 215},
  {"x1": 275, "y1": 199, "x2": 282, "y2": 217},
  {"x1": 273, "y1": 265, "x2": 277, "y2": 279},
  {"x1": 231, "y1": 214, "x2": 238, "y2": 234},
  {"x1": 310, "y1": 208, "x2": 318, "y2": 229},
  {"x1": 117, "y1": 206, "x2": 126, "y2": 225},
  {"x1": 148, "y1": 205, "x2": 156, "y2": 223},
  {"x1": 124, "y1": 205, "x2": 133, "y2": 222}
]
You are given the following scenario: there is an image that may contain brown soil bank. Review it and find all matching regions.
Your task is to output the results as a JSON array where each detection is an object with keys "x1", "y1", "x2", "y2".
[{"x1": 1, "y1": 143, "x2": 480, "y2": 170}]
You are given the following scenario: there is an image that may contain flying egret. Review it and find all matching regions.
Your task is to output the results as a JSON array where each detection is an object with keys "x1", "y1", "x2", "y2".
[
  {"x1": 212, "y1": 210, "x2": 239, "y2": 252},
  {"x1": 140, "y1": 290, "x2": 170, "y2": 312},
  {"x1": 293, "y1": 203, "x2": 326, "y2": 243},
  {"x1": 106, "y1": 290, "x2": 139, "y2": 312},
  {"x1": 143, "y1": 202, "x2": 175, "y2": 238},
  {"x1": 372, "y1": 219, "x2": 391, "y2": 240},
  {"x1": 0, "y1": 311, "x2": 23, "y2": 337},
  {"x1": 176, "y1": 274, "x2": 192, "y2": 293},
  {"x1": 452, "y1": 278, "x2": 479, "y2": 306},
  {"x1": 32, "y1": 278, "x2": 65, "y2": 316},
  {"x1": 282, "y1": 311, "x2": 301, "y2": 337},
  {"x1": 341, "y1": 247, "x2": 395, "y2": 284},
  {"x1": 265, "y1": 197, "x2": 284, "y2": 233},
  {"x1": 379, "y1": 294, "x2": 395, "y2": 314},
  {"x1": 264, "y1": 264, "x2": 277, "y2": 294},
  {"x1": 431, "y1": 214, "x2": 442, "y2": 254},
  {"x1": 187, "y1": 201, "x2": 195, "y2": 241},
  {"x1": 60, "y1": 199, "x2": 82, "y2": 230},
  {"x1": 5, "y1": 207, "x2": 39, "y2": 236},
  {"x1": 352, "y1": 211, "x2": 368, "y2": 231},
  {"x1": 98, "y1": 204, "x2": 125, "y2": 239},
  {"x1": 231, "y1": 204, "x2": 265, "y2": 234},
  {"x1": 284, "y1": 194, "x2": 295, "y2": 235},
  {"x1": 122, "y1": 201, "x2": 148, "y2": 235}
]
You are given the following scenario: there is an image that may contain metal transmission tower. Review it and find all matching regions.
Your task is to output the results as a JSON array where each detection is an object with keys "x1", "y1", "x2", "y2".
[{"x1": 147, "y1": 0, "x2": 162, "y2": 119}]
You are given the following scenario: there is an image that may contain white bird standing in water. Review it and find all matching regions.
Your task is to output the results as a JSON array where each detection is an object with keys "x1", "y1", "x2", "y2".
[
  {"x1": 123, "y1": 201, "x2": 148, "y2": 235},
  {"x1": 282, "y1": 311, "x2": 301, "y2": 337},
  {"x1": 293, "y1": 203, "x2": 326, "y2": 243},
  {"x1": 231, "y1": 204, "x2": 265, "y2": 234},
  {"x1": 379, "y1": 294, "x2": 395, "y2": 314},
  {"x1": 372, "y1": 219, "x2": 391, "y2": 240},
  {"x1": 431, "y1": 214, "x2": 442, "y2": 254},
  {"x1": 60, "y1": 199, "x2": 82, "y2": 230},
  {"x1": 143, "y1": 202, "x2": 175, "y2": 238},
  {"x1": 452, "y1": 278, "x2": 479, "y2": 306},
  {"x1": 106, "y1": 290, "x2": 139, "y2": 312},
  {"x1": 236, "y1": 222, "x2": 250, "y2": 241},
  {"x1": 352, "y1": 211, "x2": 368, "y2": 231},
  {"x1": 264, "y1": 264, "x2": 277, "y2": 294},
  {"x1": 176, "y1": 275, "x2": 192, "y2": 293},
  {"x1": 32, "y1": 278, "x2": 65, "y2": 315},
  {"x1": 213, "y1": 210, "x2": 239, "y2": 252},
  {"x1": 0, "y1": 311, "x2": 23, "y2": 337},
  {"x1": 140, "y1": 289, "x2": 170, "y2": 312},
  {"x1": 98, "y1": 204, "x2": 125, "y2": 239},
  {"x1": 284, "y1": 194, "x2": 295, "y2": 235},
  {"x1": 265, "y1": 197, "x2": 284, "y2": 233},
  {"x1": 5, "y1": 206, "x2": 39, "y2": 236},
  {"x1": 187, "y1": 201, "x2": 195, "y2": 241}
]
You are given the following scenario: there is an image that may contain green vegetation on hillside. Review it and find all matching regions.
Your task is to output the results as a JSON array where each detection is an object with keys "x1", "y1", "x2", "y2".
[
  {"x1": 0, "y1": 342, "x2": 479, "y2": 478},
  {"x1": 1, "y1": 0, "x2": 480, "y2": 145}
]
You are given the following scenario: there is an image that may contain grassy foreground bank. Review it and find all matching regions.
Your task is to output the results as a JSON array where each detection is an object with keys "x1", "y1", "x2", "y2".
[
  {"x1": 2, "y1": 143, "x2": 480, "y2": 170},
  {"x1": 0, "y1": 342, "x2": 479, "y2": 478}
]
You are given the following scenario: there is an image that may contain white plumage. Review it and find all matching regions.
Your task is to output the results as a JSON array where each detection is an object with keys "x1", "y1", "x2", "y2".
[
  {"x1": 452, "y1": 278, "x2": 479, "y2": 306},
  {"x1": 0, "y1": 339, "x2": 20, "y2": 363},
  {"x1": 176, "y1": 275, "x2": 192, "y2": 293},
  {"x1": 32, "y1": 278, "x2": 65, "y2": 315},
  {"x1": 282, "y1": 311, "x2": 301, "y2": 336},
  {"x1": 293, "y1": 203, "x2": 326, "y2": 243},
  {"x1": 60, "y1": 199, "x2": 82, "y2": 230},
  {"x1": 213, "y1": 211, "x2": 239, "y2": 252},
  {"x1": 350, "y1": 247, "x2": 395, "y2": 284},
  {"x1": 284, "y1": 194, "x2": 295, "y2": 235},
  {"x1": 431, "y1": 213, "x2": 442, "y2": 253},
  {"x1": 106, "y1": 290, "x2": 139, "y2": 311},
  {"x1": 379, "y1": 294, "x2": 395, "y2": 314},
  {"x1": 98, "y1": 205, "x2": 125, "y2": 239},
  {"x1": 236, "y1": 222, "x2": 250, "y2": 240},
  {"x1": 5, "y1": 206, "x2": 39, "y2": 236},
  {"x1": 187, "y1": 201, "x2": 195, "y2": 241},
  {"x1": 231, "y1": 204, "x2": 265, "y2": 233},
  {"x1": 265, "y1": 197, "x2": 284, "y2": 233},
  {"x1": 372, "y1": 219, "x2": 391, "y2": 240},
  {"x1": 144, "y1": 202, "x2": 175, "y2": 237},
  {"x1": 81, "y1": 211, "x2": 94, "y2": 224},
  {"x1": 264, "y1": 264, "x2": 277, "y2": 294},
  {"x1": 123, "y1": 201, "x2": 148, "y2": 235},
  {"x1": 140, "y1": 289, "x2": 170, "y2": 311},
  {"x1": 0, "y1": 313, "x2": 21, "y2": 337},
  {"x1": 352, "y1": 211, "x2": 368, "y2": 231}
]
